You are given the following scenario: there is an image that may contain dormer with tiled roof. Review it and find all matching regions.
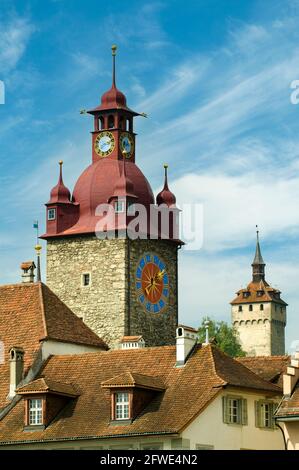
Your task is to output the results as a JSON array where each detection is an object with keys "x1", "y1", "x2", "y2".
[
  {"x1": 231, "y1": 229, "x2": 287, "y2": 357},
  {"x1": 0, "y1": 282, "x2": 107, "y2": 413}
]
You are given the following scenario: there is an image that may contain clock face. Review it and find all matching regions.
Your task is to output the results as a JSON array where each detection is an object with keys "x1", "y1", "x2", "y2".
[
  {"x1": 94, "y1": 131, "x2": 115, "y2": 157},
  {"x1": 135, "y1": 253, "x2": 169, "y2": 313},
  {"x1": 120, "y1": 132, "x2": 134, "y2": 158}
]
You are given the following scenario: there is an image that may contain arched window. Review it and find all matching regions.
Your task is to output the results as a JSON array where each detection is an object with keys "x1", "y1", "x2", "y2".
[
  {"x1": 99, "y1": 117, "x2": 104, "y2": 130},
  {"x1": 126, "y1": 119, "x2": 130, "y2": 131},
  {"x1": 238, "y1": 306, "x2": 243, "y2": 312},
  {"x1": 249, "y1": 305, "x2": 253, "y2": 312},
  {"x1": 260, "y1": 304, "x2": 264, "y2": 311},
  {"x1": 108, "y1": 115, "x2": 115, "y2": 129},
  {"x1": 119, "y1": 116, "x2": 125, "y2": 130}
]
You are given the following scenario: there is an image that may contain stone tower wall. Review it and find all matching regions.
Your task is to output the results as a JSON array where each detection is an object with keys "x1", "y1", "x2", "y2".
[
  {"x1": 46, "y1": 236, "x2": 178, "y2": 348},
  {"x1": 232, "y1": 302, "x2": 286, "y2": 356}
]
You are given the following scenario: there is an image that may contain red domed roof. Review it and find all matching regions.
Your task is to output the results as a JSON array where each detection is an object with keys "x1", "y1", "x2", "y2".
[
  {"x1": 100, "y1": 83, "x2": 127, "y2": 110},
  {"x1": 48, "y1": 162, "x2": 71, "y2": 204},
  {"x1": 156, "y1": 166, "x2": 176, "y2": 207},
  {"x1": 54, "y1": 159, "x2": 154, "y2": 236}
]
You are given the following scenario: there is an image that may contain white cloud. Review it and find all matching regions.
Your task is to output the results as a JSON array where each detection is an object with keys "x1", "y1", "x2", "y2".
[{"x1": 0, "y1": 17, "x2": 34, "y2": 73}]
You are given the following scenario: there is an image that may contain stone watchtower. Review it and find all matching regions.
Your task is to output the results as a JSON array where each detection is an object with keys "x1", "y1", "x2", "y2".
[
  {"x1": 231, "y1": 230, "x2": 287, "y2": 356},
  {"x1": 41, "y1": 46, "x2": 182, "y2": 348}
]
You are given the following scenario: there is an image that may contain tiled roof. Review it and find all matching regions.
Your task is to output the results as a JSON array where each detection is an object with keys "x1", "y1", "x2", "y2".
[
  {"x1": 120, "y1": 336, "x2": 143, "y2": 342},
  {"x1": 17, "y1": 378, "x2": 79, "y2": 398},
  {"x1": 231, "y1": 280, "x2": 288, "y2": 305},
  {"x1": 0, "y1": 283, "x2": 107, "y2": 409},
  {"x1": 101, "y1": 372, "x2": 165, "y2": 391},
  {"x1": 237, "y1": 356, "x2": 290, "y2": 388},
  {"x1": 0, "y1": 344, "x2": 281, "y2": 444},
  {"x1": 275, "y1": 381, "x2": 299, "y2": 417},
  {"x1": 20, "y1": 261, "x2": 35, "y2": 270}
]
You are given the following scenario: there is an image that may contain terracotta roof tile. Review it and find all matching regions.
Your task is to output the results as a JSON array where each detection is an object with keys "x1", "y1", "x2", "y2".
[
  {"x1": 0, "y1": 283, "x2": 107, "y2": 409},
  {"x1": 231, "y1": 280, "x2": 287, "y2": 306},
  {"x1": 237, "y1": 356, "x2": 290, "y2": 387},
  {"x1": 101, "y1": 372, "x2": 165, "y2": 391},
  {"x1": 120, "y1": 336, "x2": 143, "y2": 342},
  {"x1": 17, "y1": 378, "x2": 79, "y2": 397},
  {"x1": 275, "y1": 380, "x2": 299, "y2": 417},
  {"x1": 0, "y1": 344, "x2": 281, "y2": 444}
]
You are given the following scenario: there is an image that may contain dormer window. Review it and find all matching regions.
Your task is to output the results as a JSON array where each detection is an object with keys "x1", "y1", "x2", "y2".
[
  {"x1": 48, "y1": 208, "x2": 56, "y2": 221},
  {"x1": 257, "y1": 290, "x2": 264, "y2": 297},
  {"x1": 28, "y1": 398, "x2": 43, "y2": 426},
  {"x1": 115, "y1": 392, "x2": 130, "y2": 420},
  {"x1": 243, "y1": 292, "x2": 250, "y2": 299}
]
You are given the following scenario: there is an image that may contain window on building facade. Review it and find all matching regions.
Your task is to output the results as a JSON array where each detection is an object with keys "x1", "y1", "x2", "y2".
[
  {"x1": 255, "y1": 401, "x2": 276, "y2": 429},
  {"x1": 47, "y1": 208, "x2": 56, "y2": 221},
  {"x1": 222, "y1": 396, "x2": 247, "y2": 425},
  {"x1": 114, "y1": 201, "x2": 125, "y2": 213},
  {"x1": 82, "y1": 273, "x2": 91, "y2": 287},
  {"x1": 115, "y1": 392, "x2": 130, "y2": 420},
  {"x1": 260, "y1": 304, "x2": 264, "y2": 311},
  {"x1": 249, "y1": 305, "x2": 253, "y2": 311},
  {"x1": 257, "y1": 290, "x2": 264, "y2": 297},
  {"x1": 238, "y1": 306, "x2": 243, "y2": 312},
  {"x1": 28, "y1": 399, "x2": 43, "y2": 425}
]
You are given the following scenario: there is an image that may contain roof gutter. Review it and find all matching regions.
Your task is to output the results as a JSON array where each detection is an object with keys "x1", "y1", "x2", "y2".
[{"x1": 0, "y1": 431, "x2": 178, "y2": 447}]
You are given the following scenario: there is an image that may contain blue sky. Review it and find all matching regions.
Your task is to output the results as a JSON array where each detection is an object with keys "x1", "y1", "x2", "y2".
[{"x1": 1, "y1": 0, "x2": 299, "y2": 352}]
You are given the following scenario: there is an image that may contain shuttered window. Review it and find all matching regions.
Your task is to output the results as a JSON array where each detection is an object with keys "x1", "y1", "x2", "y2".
[
  {"x1": 255, "y1": 401, "x2": 276, "y2": 429},
  {"x1": 222, "y1": 396, "x2": 247, "y2": 425}
]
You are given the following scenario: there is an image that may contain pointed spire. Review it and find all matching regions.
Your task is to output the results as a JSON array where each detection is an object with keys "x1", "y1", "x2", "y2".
[
  {"x1": 111, "y1": 45, "x2": 117, "y2": 87},
  {"x1": 48, "y1": 161, "x2": 71, "y2": 204},
  {"x1": 252, "y1": 225, "x2": 266, "y2": 282},
  {"x1": 156, "y1": 164, "x2": 176, "y2": 207}
]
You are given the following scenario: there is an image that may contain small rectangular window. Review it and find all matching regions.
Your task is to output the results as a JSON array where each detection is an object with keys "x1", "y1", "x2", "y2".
[
  {"x1": 48, "y1": 208, "x2": 56, "y2": 221},
  {"x1": 115, "y1": 392, "x2": 130, "y2": 420},
  {"x1": 255, "y1": 401, "x2": 276, "y2": 429},
  {"x1": 223, "y1": 396, "x2": 247, "y2": 425},
  {"x1": 82, "y1": 273, "x2": 91, "y2": 287},
  {"x1": 114, "y1": 201, "x2": 125, "y2": 213},
  {"x1": 28, "y1": 399, "x2": 43, "y2": 425},
  {"x1": 238, "y1": 306, "x2": 243, "y2": 312},
  {"x1": 249, "y1": 305, "x2": 253, "y2": 311},
  {"x1": 260, "y1": 304, "x2": 264, "y2": 311}
]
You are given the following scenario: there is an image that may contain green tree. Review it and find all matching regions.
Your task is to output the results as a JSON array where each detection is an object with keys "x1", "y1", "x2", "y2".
[{"x1": 198, "y1": 317, "x2": 246, "y2": 357}]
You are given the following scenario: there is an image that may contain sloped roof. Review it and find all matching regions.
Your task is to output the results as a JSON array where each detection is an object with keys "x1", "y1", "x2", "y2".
[
  {"x1": 0, "y1": 344, "x2": 281, "y2": 444},
  {"x1": 231, "y1": 280, "x2": 288, "y2": 305},
  {"x1": 0, "y1": 283, "x2": 107, "y2": 408},
  {"x1": 17, "y1": 378, "x2": 79, "y2": 398},
  {"x1": 101, "y1": 372, "x2": 165, "y2": 391},
  {"x1": 275, "y1": 380, "x2": 299, "y2": 418},
  {"x1": 237, "y1": 356, "x2": 290, "y2": 388}
]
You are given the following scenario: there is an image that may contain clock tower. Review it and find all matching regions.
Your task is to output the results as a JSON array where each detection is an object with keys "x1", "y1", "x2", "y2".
[{"x1": 41, "y1": 46, "x2": 182, "y2": 348}]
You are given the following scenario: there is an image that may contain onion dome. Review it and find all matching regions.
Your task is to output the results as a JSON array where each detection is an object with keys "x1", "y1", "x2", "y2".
[
  {"x1": 156, "y1": 165, "x2": 176, "y2": 207},
  {"x1": 48, "y1": 161, "x2": 71, "y2": 204}
]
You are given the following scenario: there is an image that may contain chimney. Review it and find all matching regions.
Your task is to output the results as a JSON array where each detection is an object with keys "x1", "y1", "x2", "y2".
[
  {"x1": 176, "y1": 325, "x2": 198, "y2": 367},
  {"x1": 9, "y1": 347, "x2": 24, "y2": 398},
  {"x1": 21, "y1": 261, "x2": 36, "y2": 283},
  {"x1": 283, "y1": 351, "x2": 299, "y2": 396}
]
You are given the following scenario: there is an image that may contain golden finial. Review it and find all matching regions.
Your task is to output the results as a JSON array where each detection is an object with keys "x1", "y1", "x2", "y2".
[
  {"x1": 59, "y1": 160, "x2": 63, "y2": 166},
  {"x1": 111, "y1": 45, "x2": 117, "y2": 56},
  {"x1": 164, "y1": 164, "x2": 168, "y2": 169},
  {"x1": 35, "y1": 244, "x2": 42, "y2": 254}
]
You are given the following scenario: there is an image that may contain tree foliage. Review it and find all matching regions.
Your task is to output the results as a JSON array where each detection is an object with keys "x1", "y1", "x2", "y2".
[{"x1": 197, "y1": 317, "x2": 246, "y2": 357}]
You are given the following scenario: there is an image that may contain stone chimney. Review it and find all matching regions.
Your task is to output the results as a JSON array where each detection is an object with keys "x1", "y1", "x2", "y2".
[
  {"x1": 283, "y1": 351, "x2": 299, "y2": 396},
  {"x1": 9, "y1": 347, "x2": 24, "y2": 398},
  {"x1": 21, "y1": 261, "x2": 36, "y2": 283},
  {"x1": 176, "y1": 325, "x2": 198, "y2": 367}
]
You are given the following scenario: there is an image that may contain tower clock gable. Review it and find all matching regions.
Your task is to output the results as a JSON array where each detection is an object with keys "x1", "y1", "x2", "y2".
[{"x1": 43, "y1": 46, "x2": 181, "y2": 348}]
